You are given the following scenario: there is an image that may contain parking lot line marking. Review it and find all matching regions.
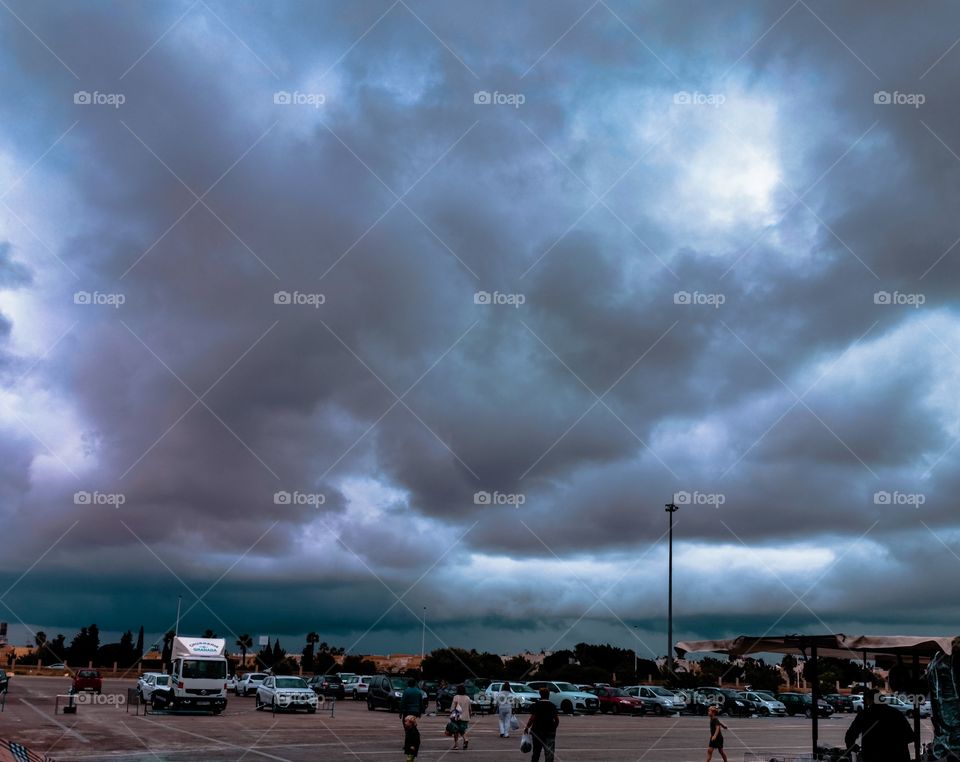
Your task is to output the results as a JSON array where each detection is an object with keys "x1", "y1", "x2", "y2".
[
  {"x1": 19, "y1": 698, "x2": 89, "y2": 743},
  {"x1": 137, "y1": 716, "x2": 294, "y2": 761}
]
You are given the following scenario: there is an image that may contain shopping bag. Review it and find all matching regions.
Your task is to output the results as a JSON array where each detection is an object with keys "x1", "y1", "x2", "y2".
[
  {"x1": 445, "y1": 721, "x2": 457, "y2": 736},
  {"x1": 510, "y1": 714, "x2": 521, "y2": 731},
  {"x1": 520, "y1": 732, "x2": 532, "y2": 753}
]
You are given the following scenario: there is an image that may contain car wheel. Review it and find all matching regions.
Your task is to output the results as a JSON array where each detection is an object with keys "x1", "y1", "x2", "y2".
[
  {"x1": 561, "y1": 700, "x2": 573, "y2": 715},
  {"x1": 367, "y1": 699, "x2": 375, "y2": 711},
  {"x1": 613, "y1": 705, "x2": 621, "y2": 715},
  {"x1": 308, "y1": 707, "x2": 316, "y2": 714},
  {"x1": 804, "y1": 708, "x2": 812, "y2": 719},
  {"x1": 654, "y1": 704, "x2": 664, "y2": 716},
  {"x1": 272, "y1": 698, "x2": 277, "y2": 713},
  {"x1": 255, "y1": 696, "x2": 262, "y2": 710},
  {"x1": 352, "y1": 690, "x2": 358, "y2": 700},
  {"x1": 761, "y1": 707, "x2": 769, "y2": 717}
]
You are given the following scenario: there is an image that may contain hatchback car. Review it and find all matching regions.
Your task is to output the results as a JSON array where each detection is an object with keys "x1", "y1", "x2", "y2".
[
  {"x1": 824, "y1": 693, "x2": 855, "y2": 713},
  {"x1": 256, "y1": 675, "x2": 318, "y2": 713},
  {"x1": 235, "y1": 672, "x2": 268, "y2": 696},
  {"x1": 623, "y1": 685, "x2": 686, "y2": 715},
  {"x1": 776, "y1": 692, "x2": 834, "y2": 718},
  {"x1": 739, "y1": 690, "x2": 787, "y2": 716},
  {"x1": 595, "y1": 686, "x2": 645, "y2": 715},
  {"x1": 72, "y1": 669, "x2": 102, "y2": 694}
]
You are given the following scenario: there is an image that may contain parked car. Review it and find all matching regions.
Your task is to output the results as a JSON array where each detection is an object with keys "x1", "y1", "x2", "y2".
[
  {"x1": 436, "y1": 684, "x2": 483, "y2": 713},
  {"x1": 348, "y1": 676, "x2": 373, "y2": 700},
  {"x1": 256, "y1": 675, "x2": 318, "y2": 713},
  {"x1": 306, "y1": 674, "x2": 346, "y2": 699},
  {"x1": 739, "y1": 690, "x2": 787, "y2": 716},
  {"x1": 623, "y1": 685, "x2": 686, "y2": 715},
  {"x1": 775, "y1": 692, "x2": 834, "y2": 718},
  {"x1": 136, "y1": 673, "x2": 172, "y2": 704},
  {"x1": 594, "y1": 686, "x2": 645, "y2": 715},
  {"x1": 850, "y1": 693, "x2": 864, "y2": 712},
  {"x1": 480, "y1": 681, "x2": 539, "y2": 713},
  {"x1": 713, "y1": 687, "x2": 757, "y2": 717},
  {"x1": 526, "y1": 681, "x2": 600, "y2": 715},
  {"x1": 236, "y1": 672, "x2": 268, "y2": 696},
  {"x1": 577, "y1": 684, "x2": 598, "y2": 694},
  {"x1": 366, "y1": 675, "x2": 427, "y2": 712},
  {"x1": 72, "y1": 669, "x2": 102, "y2": 694},
  {"x1": 419, "y1": 680, "x2": 439, "y2": 701},
  {"x1": 824, "y1": 693, "x2": 855, "y2": 713},
  {"x1": 47, "y1": 663, "x2": 67, "y2": 672},
  {"x1": 225, "y1": 675, "x2": 237, "y2": 692},
  {"x1": 878, "y1": 694, "x2": 913, "y2": 715},
  {"x1": 0, "y1": 669, "x2": 9, "y2": 693}
]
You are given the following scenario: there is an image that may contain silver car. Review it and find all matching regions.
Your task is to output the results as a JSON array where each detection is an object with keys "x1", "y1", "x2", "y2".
[
  {"x1": 740, "y1": 690, "x2": 787, "y2": 716},
  {"x1": 623, "y1": 685, "x2": 686, "y2": 715}
]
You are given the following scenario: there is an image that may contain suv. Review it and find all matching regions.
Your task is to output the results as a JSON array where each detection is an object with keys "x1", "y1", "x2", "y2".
[
  {"x1": 307, "y1": 674, "x2": 345, "y2": 699},
  {"x1": 72, "y1": 669, "x2": 102, "y2": 694},
  {"x1": 526, "y1": 681, "x2": 600, "y2": 715},
  {"x1": 776, "y1": 692, "x2": 834, "y2": 718},
  {"x1": 366, "y1": 675, "x2": 426, "y2": 712}
]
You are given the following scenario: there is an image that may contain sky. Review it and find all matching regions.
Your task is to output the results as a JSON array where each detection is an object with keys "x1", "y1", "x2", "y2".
[{"x1": 1, "y1": 0, "x2": 960, "y2": 660}]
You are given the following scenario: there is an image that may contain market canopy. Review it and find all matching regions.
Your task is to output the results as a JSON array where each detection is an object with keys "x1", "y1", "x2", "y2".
[{"x1": 675, "y1": 633, "x2": 958, "y2": 661}]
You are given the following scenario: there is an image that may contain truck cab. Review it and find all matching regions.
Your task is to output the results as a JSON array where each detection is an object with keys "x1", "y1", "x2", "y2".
[{"x1": 168, "y1": 637, "x2": 228, "y2": 713}]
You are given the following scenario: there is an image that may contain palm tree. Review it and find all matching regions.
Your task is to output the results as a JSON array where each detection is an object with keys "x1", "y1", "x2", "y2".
[
  {"x1": 35, "y1": 631, "x2": 47, "y2": 666},
  {"x1": 236, "y1": 634, "x2": 253, "y2": 667}
]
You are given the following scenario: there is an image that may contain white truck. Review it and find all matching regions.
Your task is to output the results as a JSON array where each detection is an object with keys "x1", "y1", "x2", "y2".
[{"x1": 166, "y1": 637, "x2": 228, "y2": 713}]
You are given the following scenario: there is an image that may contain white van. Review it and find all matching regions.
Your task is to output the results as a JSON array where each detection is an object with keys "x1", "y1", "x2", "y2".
[{"x1": 168, "y1": 637, "x2": 228, "y2": 713}]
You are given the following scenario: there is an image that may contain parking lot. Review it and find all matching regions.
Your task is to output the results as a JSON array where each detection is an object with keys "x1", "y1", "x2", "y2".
[{"x1": 1, "y1": 676, "x2": 935, "y2": 761}]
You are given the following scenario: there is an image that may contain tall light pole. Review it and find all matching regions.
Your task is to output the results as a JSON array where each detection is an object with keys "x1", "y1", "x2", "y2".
[
  {"x1": 421, "y1": 606, "x2": 427, "y2": 662},
  {"x1": 665, "y1": 501, "x2": 679, "y2": 675},
  {"x1": 175, "y1": 595, "x2": 182, "y2": 637}
]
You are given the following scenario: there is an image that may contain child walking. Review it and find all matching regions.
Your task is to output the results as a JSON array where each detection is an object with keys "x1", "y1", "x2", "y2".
[
  {"x1": 403, "y1": 715, "x2": 420, "y2": 761},
  {"x1": 706, "y1": 705, "x2": 728, "y2": 762}
]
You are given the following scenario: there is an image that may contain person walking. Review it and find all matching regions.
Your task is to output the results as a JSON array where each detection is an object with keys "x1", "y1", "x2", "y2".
[
  {"x1": 525, "y1": 687, "x2": 559, "y2": 762},
  {"x1": 449, "y1": 684, "x2": 472, "y2": 750},
  {"x1": 497, "y1": 681, "x2": 515, "y2": 738},
  {"x1": 399, "y1": 678, "x2": 424, "y2": 724},
  {"x1": 706, "y1": 705, "x2": 728, "y2": 762},
  {"x1": 402, "y1": 715, "x2": 421, "y2": 761},
  {"x1": 844, "y1": 688, "x2": 914, "y2": 762}
]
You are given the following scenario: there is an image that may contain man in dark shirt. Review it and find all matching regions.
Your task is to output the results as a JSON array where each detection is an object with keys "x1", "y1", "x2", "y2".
[
  {"x1": 399, "y1": 678, "x2": 424, "y2": 723},
  {"x1": 844, "y1": 689, "x2": 914, "y2": 762},
  {"x1": 525, "y1": 687, "x2": 560, "y2": 762}
]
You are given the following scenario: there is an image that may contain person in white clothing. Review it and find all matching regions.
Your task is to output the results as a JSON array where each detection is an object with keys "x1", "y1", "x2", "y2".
[
  {"x1": 497, "y1": 682, "x2": 515, "y2": 738},
  {"x1": 450, "y1": 685, "x2": 472, "y2": 750}
]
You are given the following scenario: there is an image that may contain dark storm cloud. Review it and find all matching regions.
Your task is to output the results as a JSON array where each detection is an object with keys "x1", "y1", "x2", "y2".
[{"x1": 2, "y1": 0, "x2": 960, "y2": 650}]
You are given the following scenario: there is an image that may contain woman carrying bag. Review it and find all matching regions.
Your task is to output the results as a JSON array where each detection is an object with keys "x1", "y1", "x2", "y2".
[{"x1": 449, "y1": 685, "x2": 472, "y2": 750}]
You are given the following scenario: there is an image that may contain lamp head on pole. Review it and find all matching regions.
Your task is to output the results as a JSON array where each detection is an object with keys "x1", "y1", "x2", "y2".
[{"x1": 665, "y1": 501, "x2": 679, "y2": 514}]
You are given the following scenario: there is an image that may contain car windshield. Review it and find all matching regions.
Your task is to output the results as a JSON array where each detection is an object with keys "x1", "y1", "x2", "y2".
[
  {"x1": 754, "y1": 692, "x2": 775, "y2": 701},
  {"x1": 181, "y1": 660, "x2": 226, "y2": 680},
  {"x1": 605, "y1": 688, "x2": 627, "y2": 697},
  {"x1": 276, "y1": 678, "x2": 307, "y2": 689},
  {"x1": 648, "y1": 687, "x2": 675, "y2": 697},
  {"x1": 390, "y1": 678, "x2": 407, "y2": 689},
  {"x1": 248, "y1": 674, "x2": 267, "y2": 681},
  {"x1": 78, "y1": 670, "x2": 98, "y2": 678},
  {"x1": 554, "y1": 683, "x2": 578, "y2": 692}
]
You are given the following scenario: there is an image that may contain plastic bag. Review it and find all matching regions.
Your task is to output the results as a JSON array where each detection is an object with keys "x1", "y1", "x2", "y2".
[
  {"x1": 520, "y1": 733, "x2": 532, "y2": 753},
  {"x1": 510, "y1": 714, "x2": 521, "y2": 731},
  {"x1": 445, "y1": 721, "x2": 457, "y2": 736}
]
